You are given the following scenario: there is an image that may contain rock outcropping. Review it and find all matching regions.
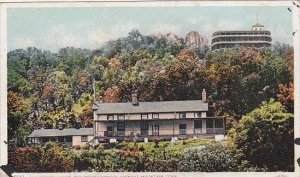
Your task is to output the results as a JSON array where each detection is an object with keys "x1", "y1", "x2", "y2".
[{"x1": 185, "y1": 31, "x2": 208, "y2": 48}]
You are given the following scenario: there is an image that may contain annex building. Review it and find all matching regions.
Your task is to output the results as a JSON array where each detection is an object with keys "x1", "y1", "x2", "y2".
[
  {"x1": 92, "y1": 89, "x2": 225, "y2": 143},
  {"x1": 27, "y1": 128, "x2": 94, "y2": 146},
  {"x1": 211, "y1": 23, "x2": 272, "y2": 50}
]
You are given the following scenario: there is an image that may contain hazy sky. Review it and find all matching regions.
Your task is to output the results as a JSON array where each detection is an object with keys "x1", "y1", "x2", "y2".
[{"x1": 7, "y1": 6, "x2": 293, "y2": 52}]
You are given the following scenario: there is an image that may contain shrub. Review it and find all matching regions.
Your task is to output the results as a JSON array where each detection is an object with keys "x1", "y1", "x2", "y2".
[
  {"x1": 9, "y1": 147, "x2": 41, "y2": 172},
  {"x1": 178, "y1": 143, "x2": 241, "y2": 172},
  {"x1": 39, "y1": 142, "x2": 74, "y2": 172},
  {"x1": 144, "y1": 159, "x2": 179, "y2": 172},
  {"x1": 9, "y1": 143, "x2": 74, "y2": 172}
]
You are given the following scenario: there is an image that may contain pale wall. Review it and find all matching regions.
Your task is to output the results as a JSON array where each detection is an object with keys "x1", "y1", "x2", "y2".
[
  {"x1": 96, "y1": 111, "x2": 207, "y2": 121},
  {"x1": 72, "y1": 135, "x2": 94, "y2": 146}
]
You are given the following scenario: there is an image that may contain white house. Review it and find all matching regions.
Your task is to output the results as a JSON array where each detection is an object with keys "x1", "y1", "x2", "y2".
[{"x1": 92, "y1": 89, "x2": 225, "y2": 142}]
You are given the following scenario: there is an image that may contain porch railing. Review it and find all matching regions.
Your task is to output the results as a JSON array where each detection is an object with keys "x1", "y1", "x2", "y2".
[
  {"x1": 179, "y1": 129, "x2": 187, "y2": 135},
  {"x1": 206, "y1": 128, "x2": 224, "y2": 134}
]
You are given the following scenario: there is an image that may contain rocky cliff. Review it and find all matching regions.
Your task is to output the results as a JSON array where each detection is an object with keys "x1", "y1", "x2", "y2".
[{"x1": 185, "y1": 31, "x2": 208, "y2": 48}]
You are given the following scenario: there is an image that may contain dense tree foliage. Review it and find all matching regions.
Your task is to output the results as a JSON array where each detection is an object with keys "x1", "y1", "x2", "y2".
[
  {"x1": 9, "y1": 142, "x2": 74, "y2": 172},
  {"x1": 229, "y1": 99, "x2": 294, "y2": 171}
]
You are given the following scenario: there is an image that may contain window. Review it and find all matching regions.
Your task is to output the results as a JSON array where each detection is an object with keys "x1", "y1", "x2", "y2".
[
  {"x1": 179, "y1": 124, "x2": 187, "y2": 129},
  {"x1": 194, "y1": 120, "x2": 202, "y2": 129},
  {"x1": 81, "y1": 136, "x2": 88, "y2": 142},
  {"x1": 50, "y1": 137, "x2": 57, "y2": 142},
  {"x1": 42, "y1": 137, "x2": 49, "y2": 143},
  {"x1": 140, "y1": 121, "x2": 149, "y2": 130},
  {"x1": 141, "y1": 113, "x2": 148, "y2": 119},
  {"x1": 215, "y1": 119, "x2": 224, "y2": 128},
  {"x1": 195, "y1": 112, "x2": 201, "y2": 118},
  {"x1": 107, "y1": 115, "x2": 114, "y2": 120},
  {"x1": 118, "y1": 114, "x2": 125, "y2": 120},
  {"x1": 58, "y1": 137, "x2": 64, "y2": 142},
  {"x1": 179, "y1": 124, "x2": 187, "y2": 135},
  {"x1": 179, "y1": 112, "x2": 186, "y2": 118},
  {"x1": 153, "y1": 125, "x2": 159, "y2": 135},
  {"x1": 206, "y1": 119, "x2": 214, "y2": 128},
  {"x1": 140, "y1": 121, "x2": 149, "y2": 136},
  {"x1": 117, "y1": 122, "x2": 125, "y2": 131},
  {"x1": 152, "y1": 113, "x2": 159, "y2": 119},
  {"x1": 107, "y1": 126, "x2": 113, "y2": 132},
  {"x1": 66, "y1": 136, "x2": 72, "y2": 142}
]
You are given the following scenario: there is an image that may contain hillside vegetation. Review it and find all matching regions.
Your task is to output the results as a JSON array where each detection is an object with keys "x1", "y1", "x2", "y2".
[{"x1": 7, "y1": 29, "x2": 294, "y2": 171}]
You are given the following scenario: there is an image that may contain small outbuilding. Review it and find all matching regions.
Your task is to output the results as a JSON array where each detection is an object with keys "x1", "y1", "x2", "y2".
[{"x1": 27, "y1": 128, "x2": 94, "y2": 147}]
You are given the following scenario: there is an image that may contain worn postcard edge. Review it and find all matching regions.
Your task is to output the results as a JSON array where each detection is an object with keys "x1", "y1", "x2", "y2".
[{"x1": 0, "y1": 0, "x2": 299, "y2": 176}]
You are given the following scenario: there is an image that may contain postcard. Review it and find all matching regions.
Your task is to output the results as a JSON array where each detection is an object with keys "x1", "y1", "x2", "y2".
[{"x1": 0, "y1": 1, "x2": 299, "y2": 177}]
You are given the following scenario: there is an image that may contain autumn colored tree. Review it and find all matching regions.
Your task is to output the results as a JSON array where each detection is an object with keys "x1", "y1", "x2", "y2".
[
  {"x1": 277, "y1": 82, "x2": 294, "y2": 112},
  {"x1": 103, "y1": 86, "x2": 120, "y2": 103}
]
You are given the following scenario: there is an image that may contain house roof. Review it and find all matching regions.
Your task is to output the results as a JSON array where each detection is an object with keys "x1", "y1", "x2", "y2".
[
  {"x1": 28, "y1": 128, "x2": 93, "y2": 138},
  {"x1": 94, "y1": 100, "x2": 208, "y2": 115},
  {"x1": 252, "y1": 23, "x2": 264, "y2": 27}
]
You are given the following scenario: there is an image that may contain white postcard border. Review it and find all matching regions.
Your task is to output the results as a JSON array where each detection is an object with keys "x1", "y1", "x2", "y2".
[{"x1": 0, "y1": 1, "x2": 299, "y2": 176}]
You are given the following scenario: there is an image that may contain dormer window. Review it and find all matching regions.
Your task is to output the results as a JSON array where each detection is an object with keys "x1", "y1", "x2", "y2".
[
  {"x1": 107, "y1": 115, "x2": 114, "y2": 120},
  {"x1": 141, "y1": 113, "x2": 148, "y2": 119},
  {"x1": 152, "y1": 113, "x2": 159, "y2": 119},
  {"x1": 118, "y1": 114, "x2": 125, "y2": 120},
  {"x1": 195, "y1": 112, "x2": 202, "y2": 118},
  {"x1": 179, "y1": 112, "x2": 186, "y2": 118}
]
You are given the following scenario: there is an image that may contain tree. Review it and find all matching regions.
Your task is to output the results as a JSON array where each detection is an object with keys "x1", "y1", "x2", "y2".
[
  {"x1": 229, "y1": 99, "x2": 294, "y2": 171},
  {"x1": 277, "y1": 82, "x2": 294, "y2": 112},
  {"x1": 7, "y1": 91, "x2": 31, "y2": 147}
]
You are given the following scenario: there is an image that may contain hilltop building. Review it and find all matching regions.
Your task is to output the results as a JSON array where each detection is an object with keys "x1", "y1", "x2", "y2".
[
  {"x1": 92, "y1": 89, "x2": 224, "y2": 143},
  {"x1": 211, "y1": 23, "x2": 272, "y2": 50}
]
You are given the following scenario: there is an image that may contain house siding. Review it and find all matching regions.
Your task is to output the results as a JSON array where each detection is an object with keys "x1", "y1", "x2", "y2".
[
  {"x1": 97, "y1": 112, "x2": 206, "y2": 121},
  {"x1": 72, "y1": 135, "x2": 94, "y2": 146}
]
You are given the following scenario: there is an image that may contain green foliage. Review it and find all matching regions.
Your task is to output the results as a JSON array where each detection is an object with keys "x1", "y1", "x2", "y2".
[
  {"x1": 7, "y1": 29, "x2": 294, "y2": 172},
  {"x1": 178, "y1": 143, "x2": 241, "y2": 172},
  {"x1": 229, "y1": 99, "x2": 294, "y2": 171}
]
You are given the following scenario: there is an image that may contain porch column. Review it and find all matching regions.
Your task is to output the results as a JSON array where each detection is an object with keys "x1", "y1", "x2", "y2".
[
  {"x1": 202, "y1": 119, "x2": 207, "y2": 134},
  {"x1": 172, "y1": 118, "x2": 175, "y2": 135},
  {"x1": 223, "y1": 117, "x2": 226, "y2": 135},
  {"x1": 213, "y1": 119, "x2": 215, "y2": 134}
]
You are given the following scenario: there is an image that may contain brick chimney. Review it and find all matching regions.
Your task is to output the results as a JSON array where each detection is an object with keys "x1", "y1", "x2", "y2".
[
  {"x1": 132, "y1": 93, "x2": 138, "y2": 105},
  {"x1": 202, "y1": 89, "x2": 207, "y2": 103}
]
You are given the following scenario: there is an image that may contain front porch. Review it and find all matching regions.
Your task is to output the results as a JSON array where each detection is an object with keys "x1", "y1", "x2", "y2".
[
  {"x1": 94, "y1": 117, "x2": 225, "y2": 142},
  {"x1": 96, "y1": 133, "x2": 217, "y2": 142},
  {"x1": 27, "y1": 136, "x2": 73, "y2": 146}
]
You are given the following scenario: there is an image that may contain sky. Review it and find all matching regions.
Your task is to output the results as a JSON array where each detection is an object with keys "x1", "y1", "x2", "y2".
[{"x1": 7, "y1": 6, "x2": 293, "y2": 52}]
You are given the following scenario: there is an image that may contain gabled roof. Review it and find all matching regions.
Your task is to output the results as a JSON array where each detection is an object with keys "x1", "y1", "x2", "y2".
[
  {"x1": 28, "y1": 128, "x2": 93, "y2": 138},
  {"x1": 94, "y1": 100, "x2": 208, "y2": 114}
]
